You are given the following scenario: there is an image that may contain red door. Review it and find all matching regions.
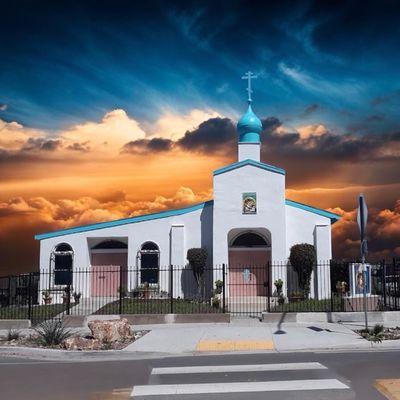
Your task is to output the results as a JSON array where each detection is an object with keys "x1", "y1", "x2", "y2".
[
  {"x1": 228, "y1": 250, "x2": 270, "y2": 296},
  {"x1": 91, "y1": 265, "x2": 121, "y2": 297}
]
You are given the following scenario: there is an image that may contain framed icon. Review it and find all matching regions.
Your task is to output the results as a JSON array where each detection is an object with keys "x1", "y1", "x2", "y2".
[{"x1": 242, "y1": 192, "x2": 257, "y2": 214}]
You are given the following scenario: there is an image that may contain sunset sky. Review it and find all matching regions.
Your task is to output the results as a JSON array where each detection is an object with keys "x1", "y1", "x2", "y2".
[{"x1": 1, "y1": 0, "x2": 400, "y2": 275}]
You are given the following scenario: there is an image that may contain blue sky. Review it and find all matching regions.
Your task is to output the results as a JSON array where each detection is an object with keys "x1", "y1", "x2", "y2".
[
  {"x1": 1, "y1": 0, "x2": 400, "y2": 135},
  {"x1": 1, "y1": 1, "x2": 400, "y2": 272}
]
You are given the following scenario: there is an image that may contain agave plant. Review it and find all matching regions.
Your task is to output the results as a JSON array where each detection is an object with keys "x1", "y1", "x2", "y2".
[{"x1": 34, "y1": 320, "x2": 72, "y2": 347}]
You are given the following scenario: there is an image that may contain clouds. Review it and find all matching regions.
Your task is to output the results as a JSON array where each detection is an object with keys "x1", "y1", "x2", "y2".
[
  {"x1": 0, "y1": 186, "x2": 211, "y2": 275},
  {"x1": 331, "y1": 201, "x2": 400, "y2": 261},
  {"x1": 122, "y1": 137, "x2": 173, "y2": 155},
  {"x1": 61, "y1": 109, "x2": 147, "y2": 153}
]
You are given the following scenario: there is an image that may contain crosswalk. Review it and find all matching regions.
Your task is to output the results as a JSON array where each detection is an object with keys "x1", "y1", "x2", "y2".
[{"x1": 131, "y1": 361, "x2": 353, "y2": 399}]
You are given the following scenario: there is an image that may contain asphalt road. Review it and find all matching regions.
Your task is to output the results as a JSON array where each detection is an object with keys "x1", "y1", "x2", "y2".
[{"x1": 0, "y1": 350, "x2": 398, "y2": 399}]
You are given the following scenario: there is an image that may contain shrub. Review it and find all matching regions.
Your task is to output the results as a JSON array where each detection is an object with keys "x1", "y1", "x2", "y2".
[
  {"x1": 274, "y1": 279, "x2": 283, "y2": 296},
  {"x1": 7, "y1": 329, "x2": 20, "y2": 341},
  {"x1": 187, "y1": 248, "x2": 208, "y2": 298},
  {"x1": 34, "y1": 320, "x2": 72, "y2": 347},
  {"x1": 214, "y1": 280, "x2": 223, "y2": 295},
  {"x1": 289, "y1": 243, "x2": 316, "y2": 298}
]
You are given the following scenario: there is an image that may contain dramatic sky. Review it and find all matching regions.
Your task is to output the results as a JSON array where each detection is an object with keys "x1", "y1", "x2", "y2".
[{"x1": 1, "y1": 0, "x2": 400, "y2": 275}]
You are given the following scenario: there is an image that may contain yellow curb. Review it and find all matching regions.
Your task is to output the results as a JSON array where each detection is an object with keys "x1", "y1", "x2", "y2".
[
  {"x1": 196, "y1": 339, "x2": 274, "y2": 352},
  {"x1": 375, "y1": 379, "x2": 400, "y2": 400}
]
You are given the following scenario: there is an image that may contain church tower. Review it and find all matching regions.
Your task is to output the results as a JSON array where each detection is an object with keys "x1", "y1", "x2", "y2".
[{"x1": 237, "y1": 71, "x2": 262, "y2": 162}]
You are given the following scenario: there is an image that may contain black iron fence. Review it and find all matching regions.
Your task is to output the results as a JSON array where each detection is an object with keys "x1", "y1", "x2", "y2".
[{"x1": 0, "y1": 260, "x2": 399, "y2": 323}]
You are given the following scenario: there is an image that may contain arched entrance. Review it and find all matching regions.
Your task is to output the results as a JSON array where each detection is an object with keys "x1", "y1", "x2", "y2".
[
  {"x1": 90, "y1": 239, "x2": 128, "y2": 297},
  {"x1": 228, "y1": 230, "x2": 271, "y2": 297}
]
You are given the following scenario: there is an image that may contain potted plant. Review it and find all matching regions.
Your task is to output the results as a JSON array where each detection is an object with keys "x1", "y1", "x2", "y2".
[
  {"x1": 336, "y1": 281, "x2": 347, "y2": 295},
  {"x1": 139, "y1": 282, "x2": 150, "y2": 299},
  {"x1": 274, "y1": 279, "x2": 285, "y2": 305},
  {"x1": 72, "y1": 291, "x2": 81, "y2": 304},
  {"x1": 214, "y1": 280, "x2": 223, "y2": 295},
  {"x1": 211, "y1": 295, "x2": 220, "y2": 309},
  {"x1": 288, "y1": 291, "x2": 304, "y2": 303},
  {"x1": 42, "y1": 290, "x2": 52, "y2": 305}
]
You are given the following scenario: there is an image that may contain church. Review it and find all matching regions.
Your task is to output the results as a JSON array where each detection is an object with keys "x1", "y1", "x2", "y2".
[{"x1": 35, "y1": 73, "x2": 340, "y2": 301}]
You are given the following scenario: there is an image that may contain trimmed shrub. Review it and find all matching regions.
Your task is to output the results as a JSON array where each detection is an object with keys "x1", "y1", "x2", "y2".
[
  {"x1": 187, "y1": 248, "x2": 208, "y2": 299},
  {"x1": 289, "y1": 243, "x2": 316, "y2": 298}
]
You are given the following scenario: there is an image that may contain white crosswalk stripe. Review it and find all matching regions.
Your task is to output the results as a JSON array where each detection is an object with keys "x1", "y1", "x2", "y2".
[
  {"x1": 151, "y1": 362, "x2": 327, "y2": 375},
  {"x1": 131, "y1": 361, "x2": 351, "y2": 398}
]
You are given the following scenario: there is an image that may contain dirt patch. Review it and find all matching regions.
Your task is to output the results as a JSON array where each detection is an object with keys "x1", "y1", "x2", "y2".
[{"x1": 0, "y1": 330, "x2": 148, "y2": 350}]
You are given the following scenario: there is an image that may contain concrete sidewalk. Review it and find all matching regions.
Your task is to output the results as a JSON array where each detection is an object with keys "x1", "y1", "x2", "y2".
[{"x1": 123, "y1": 318, "x2": 380, "y2": 354}]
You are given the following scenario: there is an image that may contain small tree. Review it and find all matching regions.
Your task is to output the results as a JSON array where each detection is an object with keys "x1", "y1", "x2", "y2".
[
  {"x1": 289, "y1": 243, "x2": 317, "y2": 298},
  {"x1": 187, "y1": 248, "x2": 208, "y2": 298}
]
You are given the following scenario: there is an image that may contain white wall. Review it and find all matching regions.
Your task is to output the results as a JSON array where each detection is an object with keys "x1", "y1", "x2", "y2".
[
  {"x1": 285, "y1": 205, "x2": 332, "y2": 259},
  {"x1": 238, "y1": 143, "x2": 260, "y2": 162},
  {"x1": 38, "y1": 203, "x2": 214, "y2": 298},
  {"x1": 285, "y1": 205, "x2": 333, "y2": 299},
  {"x1": 213, "y1": 165, "x2": 286, "y2": 264}
]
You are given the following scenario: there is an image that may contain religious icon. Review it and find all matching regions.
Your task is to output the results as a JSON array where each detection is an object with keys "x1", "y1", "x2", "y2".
[
  {"x1": 243, "y1": 192, "x2": 257, "y2": 214},
  {"x1": 242, "y1": 268, "x2": 251, "y2": 283}
]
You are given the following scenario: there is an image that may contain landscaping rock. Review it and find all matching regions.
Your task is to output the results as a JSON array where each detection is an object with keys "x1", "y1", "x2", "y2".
[
  {"x1": 63, "y1": 336, "x2": 102, "y2": 350},
  {"x1": 88, "y1": 318, "x2": 132, "y2": 342}
]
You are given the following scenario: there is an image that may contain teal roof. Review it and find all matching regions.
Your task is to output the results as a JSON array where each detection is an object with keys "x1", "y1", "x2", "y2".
[
  {"x1": 285, "y1": 199, "x2": 341, "y2": 223},
  {"x1": 34, "y1": 201, "x2": 213, "y2": 240},
  {"x1": 34, "y1": 195, "x2": 340, "y2": 241},
  {"x1": 213, "y1": 159, "x2": 285, "y2": 176},
  {"x1": 237, "y1": 105, "x2": 262, "y2": 143}
]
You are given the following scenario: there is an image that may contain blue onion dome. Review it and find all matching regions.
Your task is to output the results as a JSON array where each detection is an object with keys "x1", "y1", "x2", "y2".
[{"x1": 237, "y1": 105, "x2": 262, "y2": 143}]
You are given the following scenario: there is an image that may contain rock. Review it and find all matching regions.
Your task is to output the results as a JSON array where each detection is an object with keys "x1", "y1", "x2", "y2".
[
  {"x1": 88, "y1": 318, "x2": 132, "y2": 343},
  {"x1": 63, "y1": 336, "x2": 102, "y2": 350}
]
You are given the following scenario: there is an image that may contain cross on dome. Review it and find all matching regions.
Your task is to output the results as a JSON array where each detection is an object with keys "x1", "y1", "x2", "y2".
[{"x1": 241, "y1": 71, "x2": 257, "y2": 104}]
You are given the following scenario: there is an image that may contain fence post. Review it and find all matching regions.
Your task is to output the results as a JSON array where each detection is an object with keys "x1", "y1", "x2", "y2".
[
  {"x1": 382, "y1": 260, "x2": 387, "y2": 310},
  {"x1": 170, "y1": 265, "x2": 174, "y2": 314},
  {"x1": 66, "y1": 283, "x2": 71, "y2": 316},
  {"x1": 267, "y1": 261, "x2": 271, "y2": 313},
  {"x1": 27, "y1": 272, "x2": 32, "y2": 321},
  {"x1": 222, "y1": 264, "x2": 226, "y2": 313},
  {"x1": 119, "y1": 266, "x2": 123, "y2": 315}
]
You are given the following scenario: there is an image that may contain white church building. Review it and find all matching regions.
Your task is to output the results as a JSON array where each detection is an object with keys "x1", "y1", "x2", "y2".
[{"x1": 35, "y1": 75, "x2": 340, "y2": 303}]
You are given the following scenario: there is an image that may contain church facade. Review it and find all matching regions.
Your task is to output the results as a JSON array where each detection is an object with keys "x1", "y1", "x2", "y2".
[{"x1": 35, "y1": 86, "x2": 340, "y2": 301}]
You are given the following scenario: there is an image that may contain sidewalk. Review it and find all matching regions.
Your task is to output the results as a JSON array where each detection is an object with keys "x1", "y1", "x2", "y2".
[{"x1": 123, "y1": 318, "x2": 385, "y2": 354}]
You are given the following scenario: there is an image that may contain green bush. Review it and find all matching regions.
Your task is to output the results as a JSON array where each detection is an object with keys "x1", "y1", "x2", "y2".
[
  {"x1": 289, "y1": 243, "x2": 317, "y2": 298},
  {"x1": 187, "y1": 248, "x2": 208, "y2": 298},
  {"x1": 34, "y1": 320, "x2": 72, "y2": 347}
]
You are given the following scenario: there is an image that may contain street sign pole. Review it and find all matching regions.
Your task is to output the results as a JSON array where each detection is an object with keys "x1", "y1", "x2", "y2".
[{"x1": 357, "y1": 194, "x2": 368, "y2": 331}]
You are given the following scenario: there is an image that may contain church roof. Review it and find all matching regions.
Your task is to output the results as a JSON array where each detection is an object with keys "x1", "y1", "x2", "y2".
[
  {"x1": 35, "y1": 197, "x2": 340, "y2": 241},
  {"x1": 213, "y1": 159, "x2": 286, "y2": 176},
  {"x1": 285, "y1": 199, "x2": 341, "y2": 222},
  {"x1": 237, "y1": 105, "x2": 262, "y2": 143},
  {"x1": 34, "y1": 200, "x2": 213, "y2": 240}
]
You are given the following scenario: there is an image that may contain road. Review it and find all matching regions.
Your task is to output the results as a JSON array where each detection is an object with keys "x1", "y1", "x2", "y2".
[{"x1": 0, "y1": 350, "x2": 399, "y2": 399}]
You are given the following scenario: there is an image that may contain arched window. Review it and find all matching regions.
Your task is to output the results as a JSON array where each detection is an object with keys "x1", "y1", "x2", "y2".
[
  {"x1": 53, "y1": 243, "x2": 73, "y2": 285},
  {"x1": 140, "y1": 242, "x2": 159, "y2": 284},
  {"x1": 231, "y1": 232, "x2": 269, "y2": 247},
  {"x1": 92, "y1": 240, "x2": 127, "y2": 249}
]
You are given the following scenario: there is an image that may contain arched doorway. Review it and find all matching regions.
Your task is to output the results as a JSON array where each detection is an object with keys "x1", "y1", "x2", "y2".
[
  {"x1": 51, "y1": 243, "x2": 73, "y2": 286},
  {"x1": 139, "y1": 242, "x2": 160, "y2": 284},
  {"x1": 90, "y1": 240, "x2": 128, "y2": 297},
  {"x1": 228, "y1": 230, "x2": 271, "y2": 297}
]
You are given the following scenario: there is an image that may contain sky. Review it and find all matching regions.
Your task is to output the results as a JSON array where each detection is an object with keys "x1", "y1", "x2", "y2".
[{"x1": 0, "y1": 0, "x2": 400, "y2": 275}]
